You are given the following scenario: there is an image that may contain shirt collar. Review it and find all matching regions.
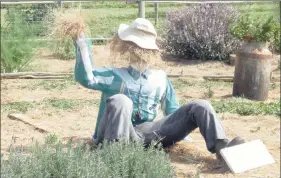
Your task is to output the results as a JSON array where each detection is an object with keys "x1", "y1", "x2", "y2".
[{"x1": 128, "y1": 65, "x2": 149, "y2": 80}]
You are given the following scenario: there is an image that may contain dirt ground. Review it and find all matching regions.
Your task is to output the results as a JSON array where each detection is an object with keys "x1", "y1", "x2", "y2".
[{"x1": 1, "y1": 46, "x2": 280, "y2": 178}]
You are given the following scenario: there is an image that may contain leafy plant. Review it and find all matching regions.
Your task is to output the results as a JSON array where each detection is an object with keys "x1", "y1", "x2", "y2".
[
  {"x1": 163, "y1": 4, "x2": 241, "y2": 61},
  {"x1": 1, "y1": 137, "x2": 175, "y2": 178},
  {"x1": 231, "y1": 13, "x2": 280, "y2": 53}
]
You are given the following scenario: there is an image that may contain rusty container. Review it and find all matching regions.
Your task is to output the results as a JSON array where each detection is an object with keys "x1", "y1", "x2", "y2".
[{"x1": 232, "y1": 42, "x2": 273, "y2": 101}]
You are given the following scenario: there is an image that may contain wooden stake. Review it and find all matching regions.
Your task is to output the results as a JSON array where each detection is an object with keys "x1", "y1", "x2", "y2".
[
  {"x1": 8, "y1": 113, "x2": 50, "y2": 133},
  {"x1": 1, "y1": 72, "x2": 72, "y2": 78}
]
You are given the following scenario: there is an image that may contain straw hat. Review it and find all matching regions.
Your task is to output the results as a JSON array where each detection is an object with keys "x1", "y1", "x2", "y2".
[{"x1": 118, "y1": 18, "x2": 159, "y2": 50}]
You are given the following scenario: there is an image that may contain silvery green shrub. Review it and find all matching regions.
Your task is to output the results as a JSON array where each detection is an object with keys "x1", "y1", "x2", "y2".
[
  {"x1": 163, "y1": 4, "x2": 241, "y2": 61},
  {"x1": 1, "y1": 137, "x2": 175, "y2": 178}
]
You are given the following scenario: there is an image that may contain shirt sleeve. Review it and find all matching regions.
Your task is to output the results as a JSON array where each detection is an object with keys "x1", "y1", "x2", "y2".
[
  {"x1": 161, "y1": 77, "x2": 180, "y2": 116},
  {"x1": 74, "y1": 33, "x2": 115, "y2": 91}
]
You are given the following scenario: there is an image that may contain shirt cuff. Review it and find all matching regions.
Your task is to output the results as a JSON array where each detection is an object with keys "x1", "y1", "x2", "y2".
[
  {"x1": 93, "y1": 137, "x2": 99, "y2": 145},
  {"x1": 76, "y1": 32, "x2": 88, "y2": 49}
]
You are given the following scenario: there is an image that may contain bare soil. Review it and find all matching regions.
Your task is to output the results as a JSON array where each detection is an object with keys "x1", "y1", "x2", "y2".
[{"x1": 1, "y1": 46, "x2": 280, "y2": 178}]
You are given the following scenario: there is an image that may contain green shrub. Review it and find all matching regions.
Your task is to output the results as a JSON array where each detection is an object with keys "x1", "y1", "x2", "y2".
[
  {"x1": 163, "y1": 4, "x2": 241, "y2": 61},
  {"x1": 1, "y1": 138, "x2": 175, "y2": 178},
  {"x1": 1, "y1": 11, "x2": 37, "y2": 73},
  {"x1": 50, "y1": 38, "x2": 75, "y2": 60}
]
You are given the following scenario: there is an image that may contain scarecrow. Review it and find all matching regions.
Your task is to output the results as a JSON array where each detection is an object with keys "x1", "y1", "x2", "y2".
[{"x1": 55, "y1": 15, "x2": 245, "y2": 161}]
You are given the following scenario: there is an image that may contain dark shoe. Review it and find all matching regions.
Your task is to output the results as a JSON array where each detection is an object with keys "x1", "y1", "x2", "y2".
[
  {"x1": 215, "y1": 136, "x2": 245, "y2": 161},
  {"x1": 227, "y1": 136, "x2": 245, "y2": 148}
]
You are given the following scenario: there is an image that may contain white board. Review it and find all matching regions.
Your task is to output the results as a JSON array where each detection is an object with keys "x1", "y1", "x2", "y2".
[{"x1": 220, "y1": 139, "x2": 275, "y2": 174}]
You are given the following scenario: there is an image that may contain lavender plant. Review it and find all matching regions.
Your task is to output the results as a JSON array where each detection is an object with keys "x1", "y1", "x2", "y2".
[
  {"x1": 1, "y1": 136, "x2": 175, "y2": 178},
  {"x1": 163, "y1": 4, "x2": 241, "y2": 61}
]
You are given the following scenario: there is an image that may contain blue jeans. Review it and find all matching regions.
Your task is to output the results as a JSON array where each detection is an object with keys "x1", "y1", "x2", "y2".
[{"x1": 96, "y1": 94, "x2": 227, "y2": 153}]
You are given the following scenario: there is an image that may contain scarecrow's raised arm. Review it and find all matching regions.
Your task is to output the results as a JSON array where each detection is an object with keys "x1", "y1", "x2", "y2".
[
  {"x1": 74, "y1": 32, "x2": 114, "y2": 91},
  {"x1": 161, "y1": 77, "x2": 180, "y2": 116}
]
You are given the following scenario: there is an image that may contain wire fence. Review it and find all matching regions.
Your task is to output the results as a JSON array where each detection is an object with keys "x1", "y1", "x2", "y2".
[
  {"x1": 1, "y1": 1, "x2": 185, "y2": 40},
  {"x1": 1, "y1": 1, "x2": 278, "y2": 46},
  {"x1": 1, "y1": 0, "x2": 278, "y2": 73},
  {"x1": 1, "y1": 1, "x2": 278, "y2": 52},
  {"x1": 1, "y1": 1, "x2": 270, "y2": 41}
]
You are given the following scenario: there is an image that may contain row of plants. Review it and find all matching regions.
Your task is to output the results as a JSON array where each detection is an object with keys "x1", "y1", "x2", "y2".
[{"x1": 1, "y1": 136, "x2": 174, "y2": 178}]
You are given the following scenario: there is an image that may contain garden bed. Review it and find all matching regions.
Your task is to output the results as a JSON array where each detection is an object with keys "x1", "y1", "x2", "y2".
[{"x1": 1, "y1": 46, "x2": 280, "y2": 177}]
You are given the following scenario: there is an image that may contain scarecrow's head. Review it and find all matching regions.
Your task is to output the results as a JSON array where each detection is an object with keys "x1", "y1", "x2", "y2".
[{"x1": 109, "y1": 18, "x2": 161, "y2": 72}]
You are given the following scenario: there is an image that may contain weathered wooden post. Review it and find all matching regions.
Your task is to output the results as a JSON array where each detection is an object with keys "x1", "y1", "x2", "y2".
[
  {"x1": 232, "y1": 42, "x2": 273, "y2": 101},
  {"x1": 154, "y1": 2, "x2": 159, "y2": 25},
  {"x1": 57, "y1": 0, "x2": 63, "y2": 8},
  {"x1": 138, "y1": 1, "x2": 145, "y2": 18}
]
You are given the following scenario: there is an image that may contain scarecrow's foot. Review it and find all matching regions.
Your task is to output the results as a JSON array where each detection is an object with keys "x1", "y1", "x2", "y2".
[{"x1": 215, "y1": 136, "x2": 245, "y2": 161}]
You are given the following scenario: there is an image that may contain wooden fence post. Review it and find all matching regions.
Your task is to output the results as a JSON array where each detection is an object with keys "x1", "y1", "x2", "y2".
[
  {"x1": 138, "y1": 1, "x2": 145, "y2": 18},
  {"x1": 57, "y1": 0, "x2": 63, "y2": 8},
  {"x1": 154, "y1": 2, "x2": 159, "y2": 25}
]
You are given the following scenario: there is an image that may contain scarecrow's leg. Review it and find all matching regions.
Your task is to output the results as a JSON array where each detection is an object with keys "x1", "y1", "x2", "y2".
[
  {"x1": 137, "y1": 99, "x2": 227, "y2": 153},
  {"x1": 97, "y1": 94, "x2": 142, "y2": 143}
]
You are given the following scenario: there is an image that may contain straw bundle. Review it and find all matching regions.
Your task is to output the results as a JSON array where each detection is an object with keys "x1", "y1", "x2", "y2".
[{"x1": 52, "y1": 12, "x2": 87, "y2": 38}]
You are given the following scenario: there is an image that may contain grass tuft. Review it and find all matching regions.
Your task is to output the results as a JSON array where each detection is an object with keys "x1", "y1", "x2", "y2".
[
  {"x1": 204, "y1": 86, "x2": 214, "y2": 98},
  {"x1": 211, "y1": 99, "x2": 280, "y2": 116},
  {"x1": 180, "y1": 99, "x2": 280, "y2": 117},
  {"x1": 171, "y1": 78, "x2": 232, "y2": 92},
  {"x1": 34, "y1": 78, "x2": 77, "y2": 90},
  {"x1": 1, "y1": 101, "x2": 36, "y2": 114},
  {"x1": 47, "y1": 99, "x2": 78, "y2": 110},
  {"x1": 1, "y1": 99, "x2": 101, "y2": 115}
]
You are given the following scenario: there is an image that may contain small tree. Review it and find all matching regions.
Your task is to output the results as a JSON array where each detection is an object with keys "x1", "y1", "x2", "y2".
[{"x1": 1, "y1": 10, "x2": 37, "y2": 73}]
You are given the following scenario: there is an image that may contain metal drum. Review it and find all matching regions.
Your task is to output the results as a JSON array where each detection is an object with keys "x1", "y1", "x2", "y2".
[{"x1": 232, "y1": 42, "x2": 273, "y2": 101}]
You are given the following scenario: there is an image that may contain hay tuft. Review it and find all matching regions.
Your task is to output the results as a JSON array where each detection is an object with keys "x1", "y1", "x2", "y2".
[{"x1": 51, "y1": 12, "x2": 87, "y2": 38}]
